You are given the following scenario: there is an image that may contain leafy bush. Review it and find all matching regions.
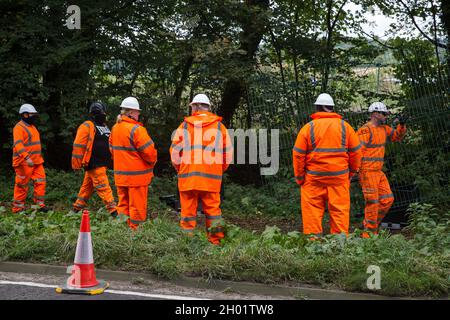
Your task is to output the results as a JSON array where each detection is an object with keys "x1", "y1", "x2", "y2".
[{"x1": 406, "y1": 203, "x2": 450, "y2": 258}]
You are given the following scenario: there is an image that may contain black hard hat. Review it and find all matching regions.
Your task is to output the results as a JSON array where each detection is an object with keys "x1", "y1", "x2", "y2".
[{"x1": 89, "y1": 101, "x2": 107, "y2": 114}]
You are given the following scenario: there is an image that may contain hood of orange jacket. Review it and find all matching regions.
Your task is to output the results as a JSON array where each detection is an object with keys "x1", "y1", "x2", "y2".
[
  {"x1": 119, "y1": 115, "x2": 144, "y2": 126},
  {"x1": 292, "y1": 111, "x2": 362, "y2": 186},
  {"x1": 310, "y1": 112, "x2": 343, "y2": 120},
  {"x1": 171, "y1": 111, "x2": 231, "y2": 193},
  {"x1": 184, "y1": 111, "x2": 222, "y2": 127},
  {"x1": 110, "y1": 115, "x2": 157, "y2": 187}
]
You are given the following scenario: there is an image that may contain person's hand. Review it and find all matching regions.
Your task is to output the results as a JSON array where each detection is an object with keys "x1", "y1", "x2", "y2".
[
  {"x1": 397, "y1": 114, "x2": 409, "y2": 126},
  {"x1": 25, "y1": 157, "x2": 34, "y2": 167}
]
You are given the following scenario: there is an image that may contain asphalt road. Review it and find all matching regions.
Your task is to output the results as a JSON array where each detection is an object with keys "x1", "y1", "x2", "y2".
[
  {"x1": 0, "y1": 271, "x2": 291, "y2": 300},
  {"x1": 0, "y1": 283, "x2": 155, "y2": 300}
]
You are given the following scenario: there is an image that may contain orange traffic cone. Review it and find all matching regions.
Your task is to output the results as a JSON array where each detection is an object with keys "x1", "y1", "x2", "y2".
[{"x1": 56, "y1": 210, "x2": 109, "y2": 295}]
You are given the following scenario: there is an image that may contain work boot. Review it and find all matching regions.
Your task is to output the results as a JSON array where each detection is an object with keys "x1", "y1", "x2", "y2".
[
  {"x1": 110, "y1": 210, "x2": 118, "y2": 218},
  {"x1": 39, "y1": 206, "x2": 50, "y2": 213}
]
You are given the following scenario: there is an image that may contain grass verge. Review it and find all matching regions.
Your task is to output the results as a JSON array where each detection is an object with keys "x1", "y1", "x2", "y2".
[
  {"x1": 0, "y1": 169, "x2": 448, "y2": 298},
  {"x1": 0, "y1": 207, "x2": 448, "y2": 298}
]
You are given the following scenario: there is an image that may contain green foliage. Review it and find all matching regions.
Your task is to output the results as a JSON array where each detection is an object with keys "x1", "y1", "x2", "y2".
[
  {"x1": 0, "y1": 169, "x2": 448, "y2": 297},
  {"x1": 406, "y1": 203, "x2": 450, "y2": 257},
  {"x1": 0, "y1": 170, "x2": 450, "y2": 297},
  {"x1": 0, "y1": 209, "x2": 448, "y2": 297},
  {"x1": 222, "y1": 178, "x2": 299, "y2": 217}
]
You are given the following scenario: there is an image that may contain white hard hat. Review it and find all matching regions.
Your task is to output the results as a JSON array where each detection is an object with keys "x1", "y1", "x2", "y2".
[
  {"x1": 120, "y1": 97, "x2": 141, "y2": 110},
  {"x1": 19, "y1": 103, "x2": 38, "y2": 114},
  {"x1": 314, "y1": 93, "x2": 335, "y2": 107},
  {"x1": 190, "y1": 94, "x2": 211, "y2": 106},
  {"x1": 369, "y1": 102, "x2": 389, "y2": 113}
]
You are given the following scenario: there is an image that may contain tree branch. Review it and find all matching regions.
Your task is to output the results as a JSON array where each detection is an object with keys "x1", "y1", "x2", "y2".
[
  {"x1": 357, "y1": 26, "x2": 396, "y2": 50},
  {"x1": 330, "y1": 0, "x2": 349, "y2": 32},
  {"x1": 397, "y1": 0, "x2": 447, "y2": 49}
]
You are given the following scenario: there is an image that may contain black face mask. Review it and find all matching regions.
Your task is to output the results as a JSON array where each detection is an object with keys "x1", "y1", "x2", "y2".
[
  {"x1": 93, "y1": 113, "x2": 107, "y2": 124},
  {"x1": 22, "y1": 116, "x2": 38, "y2": 126}
]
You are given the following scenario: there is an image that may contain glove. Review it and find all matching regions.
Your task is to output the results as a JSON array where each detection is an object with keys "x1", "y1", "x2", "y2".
[
  {"x1": 350, "y1": 173, "x2": 359, "y2": 183},
  {"x1": 397, "y1": 114, "x2": 409, "y2": 126}
]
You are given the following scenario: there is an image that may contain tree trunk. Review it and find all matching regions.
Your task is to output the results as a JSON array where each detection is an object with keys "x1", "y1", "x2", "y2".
[
  {"x1": 173, "y1": 54, "x2": 194, "y2": 106},
  {"x1": 270, "y1": 29, "x2": 287, "y2": 94},
  {"x1": 217, "y1": 0, "x2": 270, "y2": 127},
  {"x1": 441, "y1": 0, "x2": 450, "y2": 84},
  {"x1": 292, "y1": 54, "x2": 300, "y2": 111},
  {"x1": 40, "y1": 4, "x2": 97, "y2": 169},
  {"x1": 42, "y1": 66, "x2": 68, "y2": 169},
  {"x1": 219, "y1": 78, "x2": 244, "y2": 126},
  {"x1": 428, "y1": 3, "x2": 443, "y2": 86},
  {"x1": 322, "y1": 0, "x2": 336, "y2": 92}
]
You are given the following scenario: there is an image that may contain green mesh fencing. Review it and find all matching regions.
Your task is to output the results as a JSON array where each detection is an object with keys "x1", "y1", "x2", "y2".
[{"x1": 246, "y1": 48, "x2": 450, "y2": 222}]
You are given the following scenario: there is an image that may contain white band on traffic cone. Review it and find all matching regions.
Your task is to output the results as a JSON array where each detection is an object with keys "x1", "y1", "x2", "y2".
[{"x1": 74, "y1": 232, "x2": 94, "y2": 264}]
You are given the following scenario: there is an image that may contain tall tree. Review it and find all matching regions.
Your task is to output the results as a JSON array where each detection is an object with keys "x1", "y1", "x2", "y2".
[{"x1": 217, "y1": 0, "x2": 270, "y2": 127}]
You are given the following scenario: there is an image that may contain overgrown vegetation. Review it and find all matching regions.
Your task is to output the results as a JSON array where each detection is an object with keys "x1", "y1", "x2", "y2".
[
  {"x1": 0, "y1": 169, "x2": 299, "y2": 220},
  {"x1": 0, "y1": 1, "x2": 448, "y2": 299},
  {"x1": 0, "y1": 171, "x2": 448, "y2": 298}
]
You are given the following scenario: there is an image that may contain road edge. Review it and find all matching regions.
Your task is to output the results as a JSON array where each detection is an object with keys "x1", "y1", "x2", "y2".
[{"x1": 0, "y1": 261, "x2": 402, "y2": 300}]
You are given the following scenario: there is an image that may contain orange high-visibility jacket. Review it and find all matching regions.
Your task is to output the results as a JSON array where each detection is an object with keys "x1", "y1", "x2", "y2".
[
  {"x1": 357, "y1": 122, "x2": 406, "y2": 171},
  {"x1": 293, "y1": 112, "x2": 362, "y2": 185},
  {"x1": 109, "y1": 116, "x2": 157, "y2": 187},
  {"x1": 170, "y1": 111, "x2": 233, "y2": 192},
  {"x1": 72, "y1": 120, "x2": 96, "y2": 169},
  {"x1": 12, "y1": 120, "x2": 44, "y2": 167}
]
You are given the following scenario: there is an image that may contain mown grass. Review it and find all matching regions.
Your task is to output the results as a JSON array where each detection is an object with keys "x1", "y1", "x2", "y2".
[{"x1": 0, "y1": 170, "x2": 448, "y2": 298}]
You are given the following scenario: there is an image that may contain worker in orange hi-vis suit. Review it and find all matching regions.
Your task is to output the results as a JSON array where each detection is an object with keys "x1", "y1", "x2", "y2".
[
  {"x1": 170, "y1": 94, "x2": 233, "y2": 245},
  {"x1": 71, "y1": 102, "x2": 118, "y2": 217},
  {"x1": 12, "y1": 104, "x2": 50, "y2": 213},
  {"x1": 109, "y1": 97, "x2": 157, "y2": 230},
  {"x1": 293, "y1": 93, "x2": 362, "y2": 239},
  {"x1": 357, "y1": 102, "x2": 407, "y2": 238}
]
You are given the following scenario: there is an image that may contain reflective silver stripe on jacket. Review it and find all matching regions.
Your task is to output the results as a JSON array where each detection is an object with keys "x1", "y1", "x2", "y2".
[
  {"x1": 178, "y1": 172, "x2": 222, "y2": 180},
  {"x1": 181, "y1": 216, "x2": 197, "y2": 222},
  {"x1": 306, "y1": 168, "x2": 349, "y2": 176},
  {"x1": 309, "y1": 121, "x2": 316, "y2": 149},
  {"x1": 293, "y1": 146, "x2": 307, "y2": 154},
  {"x1": 19, "y1": 121, "x2": 32, "y2": 141},
  {"x1": 137, "y1": 140, "x2": 154, "y2": 152},
  {"x1": 362, "y1": 157, "x2": 384, "y2": 162},
  {"x1": 348, "y1": 144, "x2": 362, "y2": 152},
  {"x1": 129, "y1": 125, "x2": 140, "y2": 151},
  {"x1": 24, "y1": 141, "x2": 41, "y2": 147},
  {"x1": 114, "y1": 168, "x2": 154, "y2": 175}
]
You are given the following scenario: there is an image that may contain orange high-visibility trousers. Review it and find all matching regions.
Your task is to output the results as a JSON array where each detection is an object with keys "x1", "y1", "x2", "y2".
[
  {"x1": 116, "y1": 186, "x2": 148, "y2": 230},
  {"x1": 73, "y1": 167, "x2": 116, "y2": 213},
  {"x1": 300, "y1": 180, "x2": 350, "y2": 237},
  {"x1": 179, "y1": 191, "x2": 224, "y2": 245},
  {"x1": 12, "y1": 164, "x2": 46, "y2": 213},
  {"x1": 359, "y1": 170, "x2": 394, "y2": 237}
]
